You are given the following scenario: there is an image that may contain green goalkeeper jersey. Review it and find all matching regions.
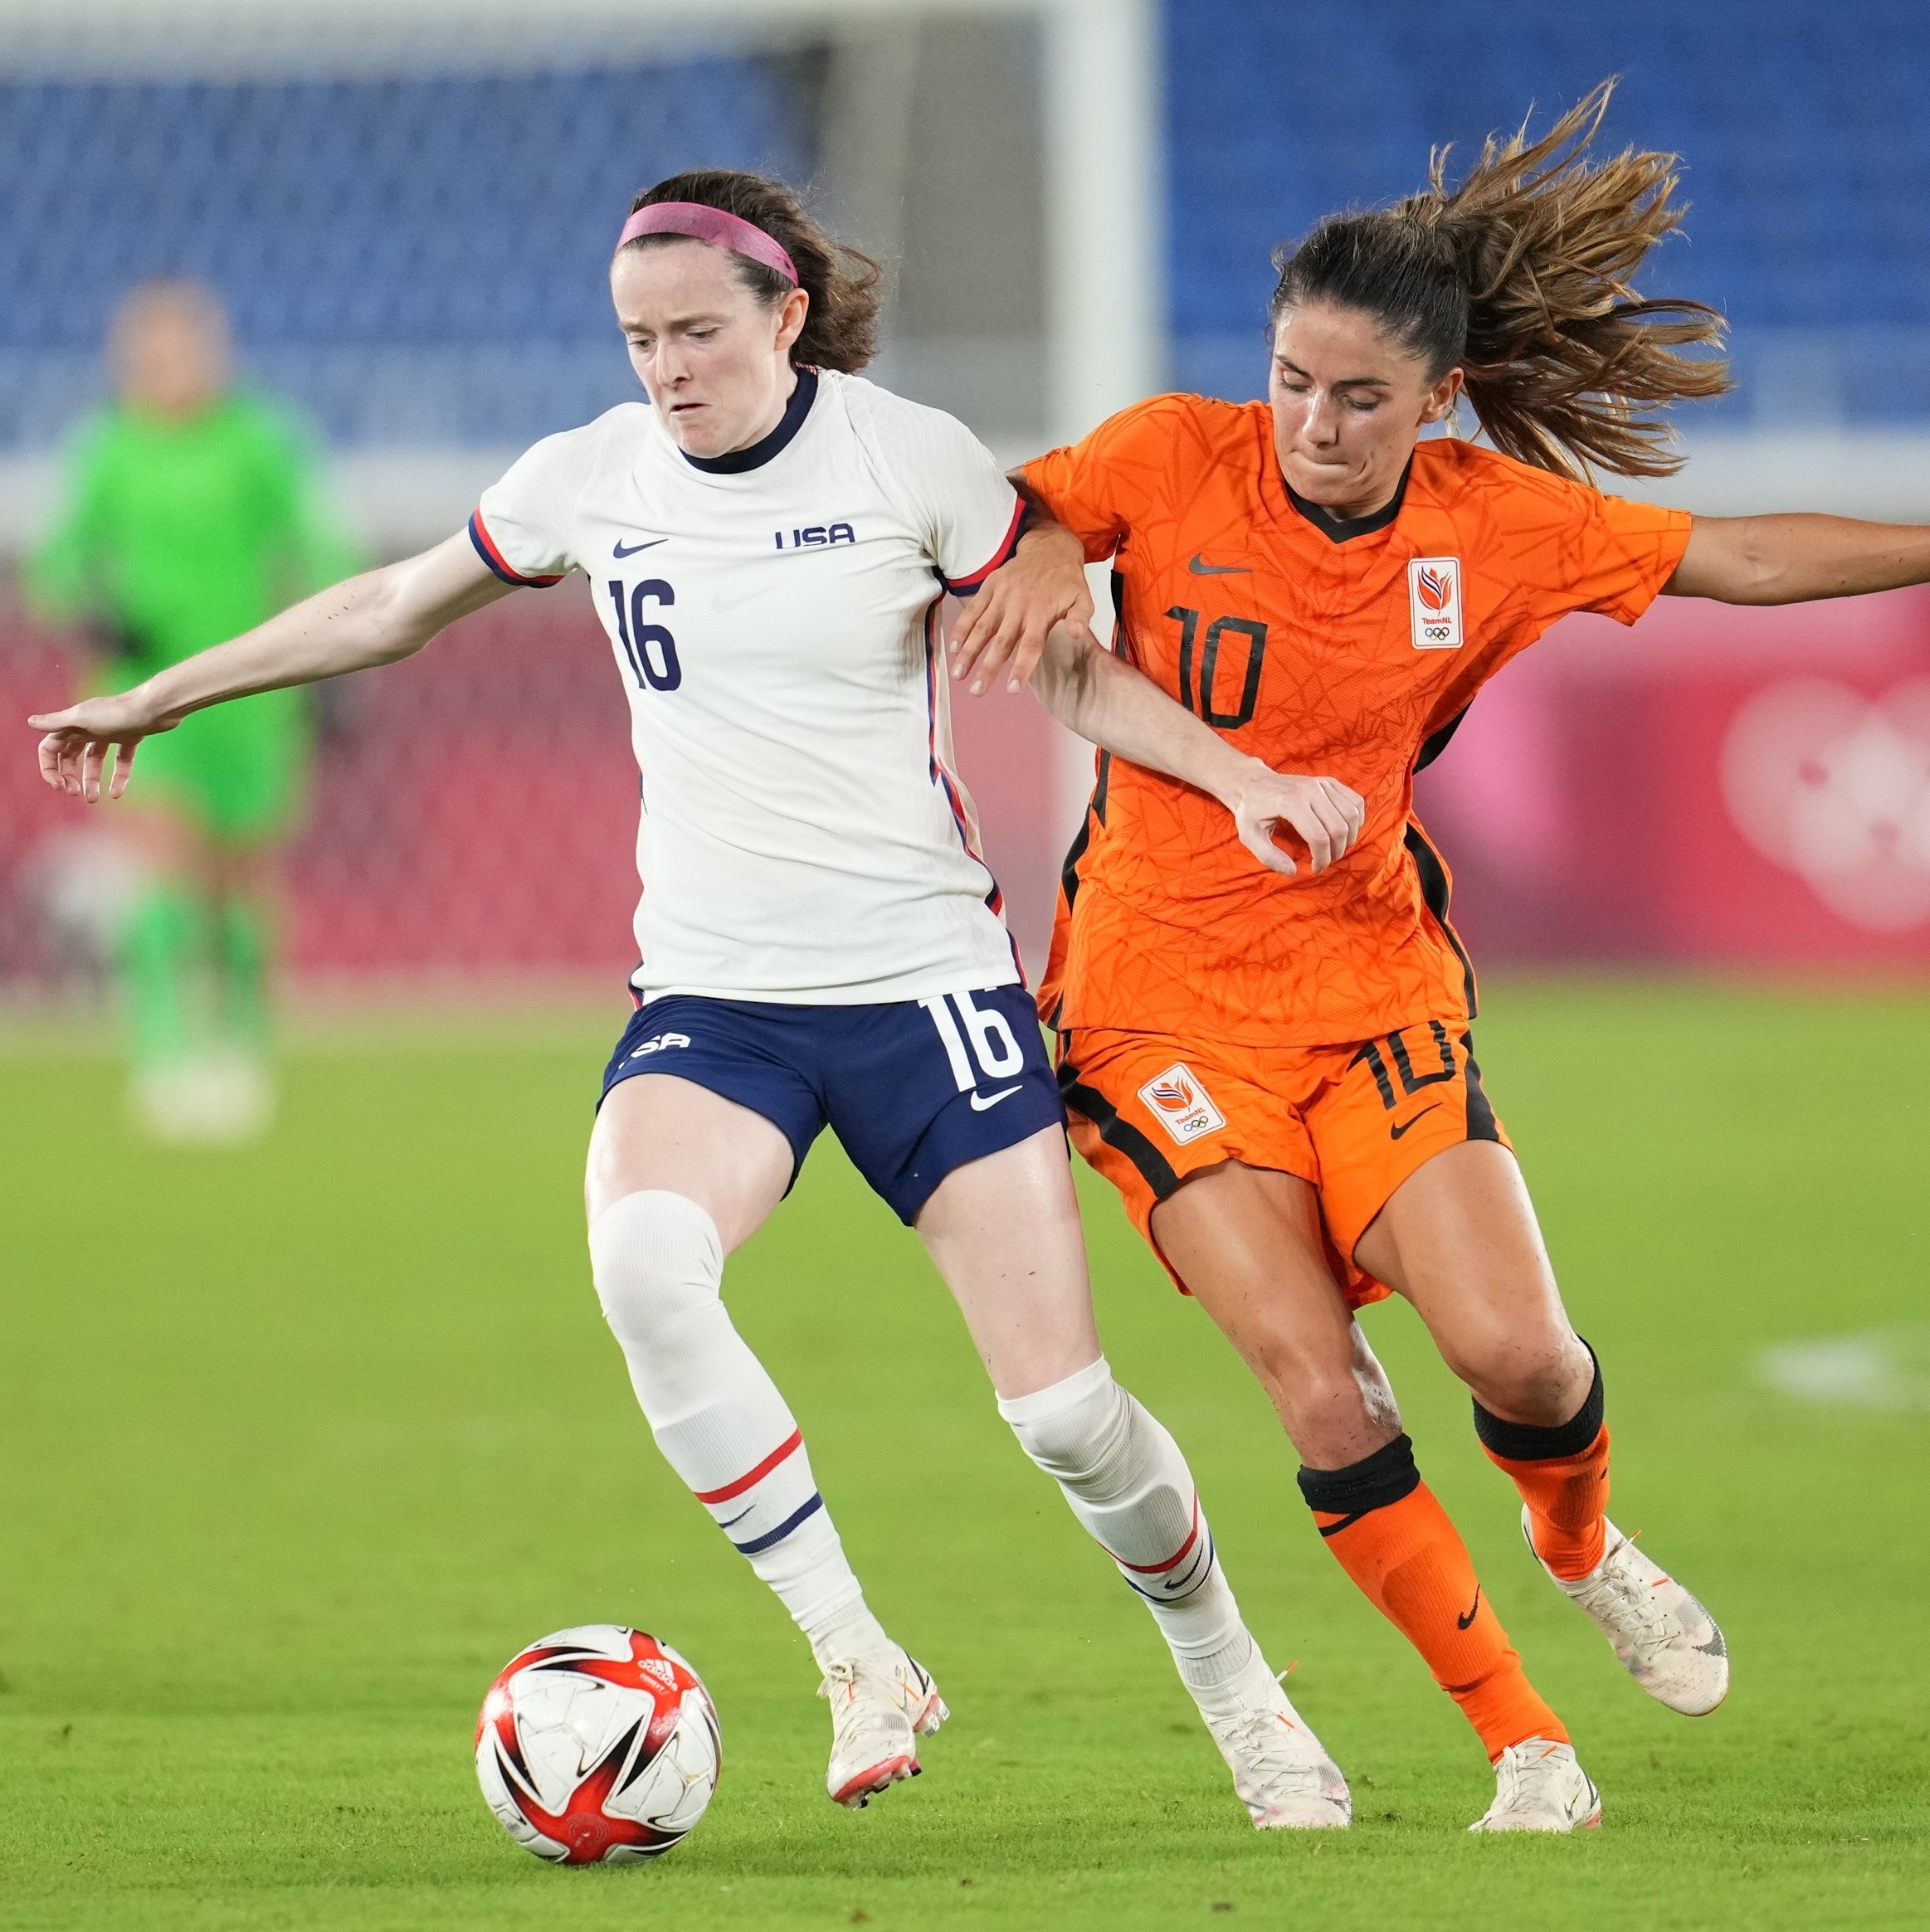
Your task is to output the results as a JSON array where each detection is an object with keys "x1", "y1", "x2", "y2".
[
  {"x1": 27, "y1": 392, "x2": 359, "y2": 839},
  {"x1": 28, "y1": 391, "x2": 355, "y2": 668}
]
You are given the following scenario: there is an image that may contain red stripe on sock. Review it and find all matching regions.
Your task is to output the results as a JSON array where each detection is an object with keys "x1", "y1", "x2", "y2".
[
  {"x1": 1107, "y1": 1496, "x2": 1201, "y2": 1574},
  {"x1": 695, "y1": 1429, "x2": 803, "y2": 1505}
]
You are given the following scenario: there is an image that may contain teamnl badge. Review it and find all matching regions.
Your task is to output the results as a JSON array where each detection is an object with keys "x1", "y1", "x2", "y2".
[
  {"x1": 1407, "y1": 556, "x2": 1464, "y2": 650},
  {"x1": 1138, "y1": 1062, "x2": 1226, "y2": 1146}
]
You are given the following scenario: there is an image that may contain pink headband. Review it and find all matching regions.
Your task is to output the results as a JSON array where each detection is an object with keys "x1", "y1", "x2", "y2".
[{"x1": 615, "y1": 202, "x2": 799, "y2": 285}]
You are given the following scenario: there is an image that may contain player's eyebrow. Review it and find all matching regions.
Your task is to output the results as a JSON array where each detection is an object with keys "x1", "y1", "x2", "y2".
[
  {"x1": 620, "y1": 309, "x2": 730, "y2": 334},
  {"x1": 1274, "y1": 355, "x2": 1393, "y2": 390}
]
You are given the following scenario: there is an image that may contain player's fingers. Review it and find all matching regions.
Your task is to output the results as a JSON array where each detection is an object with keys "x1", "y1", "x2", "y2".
[
  {"x1": 967, "y1": 615, "x2": 1023, "y2": 695},
  {"x1": 1004, "y1": 620, "x2": 1051, "y2": 691},
  {"x1": 79, "y1": 737, "x2": 105, "y2": 802},
  {"x1": 948, "y1": 591, "x2": 993, "y2": 665},
  {"x1": 1283, "y1": 798, "x2": 1334, "y2": 872},
  {"x1": 1304, "y1": 793, "x2": 1355, "y2": 864},
  {"x1": 1237, "y1": 808, "x2": 1298, "y2": 876},
  {"x1": 37, "y1": 732, "x2": 70, "y2": 792},
  {"x1": 107, "y1": 737, "x2": 139, "y2": 800},
  {"x1": 1322, "y1": 778, "x2": 1367, "y2": 844}
]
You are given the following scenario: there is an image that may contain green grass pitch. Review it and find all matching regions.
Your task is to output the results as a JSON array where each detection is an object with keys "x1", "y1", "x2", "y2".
[{"x1": 2, "y1": 983, "x2": 1926, "y2": 1931}]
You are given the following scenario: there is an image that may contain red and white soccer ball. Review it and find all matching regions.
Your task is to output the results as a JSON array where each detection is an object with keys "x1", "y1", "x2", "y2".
[{"x1": 475, "y1": 1625, "x2": 722, "y2": 1864}]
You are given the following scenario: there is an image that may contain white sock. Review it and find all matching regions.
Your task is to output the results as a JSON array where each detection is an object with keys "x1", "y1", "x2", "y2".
[
  {"x1": 591, "y1": 1190, "x2": 894, "y2": 1671},
  {"x1": 998, "y1": 1356, "x2": 1260, "y2": 1697}
]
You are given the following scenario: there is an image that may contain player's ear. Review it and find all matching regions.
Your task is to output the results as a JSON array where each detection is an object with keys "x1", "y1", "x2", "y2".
[
  {"x1": 1419, "y1": 366, "x2": 1464, "y2": 426},
  {"x1": 773, "y1": 286, "x2": 810, "y2": 357}
]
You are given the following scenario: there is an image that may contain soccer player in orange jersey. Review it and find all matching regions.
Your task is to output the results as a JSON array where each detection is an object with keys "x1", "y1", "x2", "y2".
[{"x1": 953, "y1": 82, "x2": 1930, "y2": 1832}]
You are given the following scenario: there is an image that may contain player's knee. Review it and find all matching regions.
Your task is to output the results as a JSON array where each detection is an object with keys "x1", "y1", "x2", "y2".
[
  {"x1": 1450, "y1": 1326, "x2": 1587, "y2": 1428},
  {"x1": 1244, "y1": 1326, "x2": 1376, "y2": 1430},
  {"x1": 587, "y1": 1189, "x2": 725, "y2": 1351},
  {"x1": 996, "y1": 1355, "x2": 1132, "y2": 1489}
]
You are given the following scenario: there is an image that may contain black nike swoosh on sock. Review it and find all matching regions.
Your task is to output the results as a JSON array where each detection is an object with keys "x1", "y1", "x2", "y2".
[{"x1": 1456, "y1": 1585, "x2": 1482, "y2": 1630}]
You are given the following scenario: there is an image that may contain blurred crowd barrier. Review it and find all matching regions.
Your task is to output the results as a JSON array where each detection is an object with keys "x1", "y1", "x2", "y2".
[
  {"x1": 0, "y1": 584, "x2": 1074, "y2": 1004},
  {"x1": 1416, "y1": 588, "x2": 1930, "y2": 969},
  {"x1": 6, "y1": 583, "x2": 1930, "y2": 1008}
]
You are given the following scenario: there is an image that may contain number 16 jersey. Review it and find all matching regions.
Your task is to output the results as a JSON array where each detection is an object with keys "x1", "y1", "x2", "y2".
[{"x1": 471, "y1": 368, "x2": 1026, "y2": 1005}]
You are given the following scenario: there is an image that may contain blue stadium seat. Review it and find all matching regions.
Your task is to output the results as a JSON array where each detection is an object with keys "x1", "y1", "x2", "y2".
[
  {"x1": 1168, "y1": 0, "x2": 1930, "y2": 423},
  {"x1": 0, "y1": 61, "x2": 813, "y2": 448}
]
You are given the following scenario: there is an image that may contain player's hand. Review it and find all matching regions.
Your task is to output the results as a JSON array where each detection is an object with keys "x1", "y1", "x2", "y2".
[
  {"x1": 29, "y1": 689, "x2": 179, "y2": 801},
  {"x1": 948, "y1": 527, "x2": 1097, "y2": 694},
  {"x1": 1227, "y1": 762, "x2": 1366, "y2": 877}
]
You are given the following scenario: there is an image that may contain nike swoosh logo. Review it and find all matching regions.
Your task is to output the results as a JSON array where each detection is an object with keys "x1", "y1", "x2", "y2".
[
  {"x1": 969, "y1": 1084, "x2": 1023, "y2": 1112},
  {"x1": 1187, "y1": 553, "x2": 1250, "y2": 576},
  {"x1": 1389, "y1": 1104, "x2": 1441, "y2": 1141},
  {"x1": 719, "y1": 1507, "x2": 752, "y2": 1530},
  {"x1": 612, "y1": 537, "x2": 667, "y2": 557},
  {"x1": 1457, "y1": 1586, "x2": 1482, "y2": 1631}
]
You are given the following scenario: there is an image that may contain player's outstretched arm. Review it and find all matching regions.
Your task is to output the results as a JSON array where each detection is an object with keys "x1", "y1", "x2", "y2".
[
  {"x1": 30, "y1": 531, "x2": 514, "y2": 801},
  {"x1": 1030, "y1": 626, "x2": 1365, "y2": 878},
  {"x1": 1666, "y1": 514, "x2": 1930, "y2": 605}
]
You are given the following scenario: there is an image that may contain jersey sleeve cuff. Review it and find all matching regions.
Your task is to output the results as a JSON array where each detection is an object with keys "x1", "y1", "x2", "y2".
[
  {"x1": 940, "y1": 496, "x2": 1028, "y2": 597},
  {"x1": 468, "y1": 510, "x2": 566, "y2": 588}
]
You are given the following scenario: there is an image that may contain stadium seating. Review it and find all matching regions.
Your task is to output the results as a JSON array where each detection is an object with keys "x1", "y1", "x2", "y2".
[
  {"x1": 0, "y1": 60, "x2": 815, "y2": 450},
  {"x1": 1167, "y1": 0, "x2": 1930, "y2": 421},
  {"x1": 3, "y1": 9, "x2": 1926, "y2": 446}
]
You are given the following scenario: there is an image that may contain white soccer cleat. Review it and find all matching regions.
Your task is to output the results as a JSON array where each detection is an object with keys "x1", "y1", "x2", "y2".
[
  {"x1": 130, "y1": 1051, "x2": 275, "y2": 1146},
  {"x1": 1525, "y1": 1508, "x2": 1729, "y2": 1717},
  {"x1": 817, "y1": 1650, "x2": 948, "y2": 1810},
  {"x1": 1200, "y1": 1660, "x2": 1351, "y2": 1829},
  {"x1": 1468, "y1": 1737, "x2": 1602, "y2": 1833}
]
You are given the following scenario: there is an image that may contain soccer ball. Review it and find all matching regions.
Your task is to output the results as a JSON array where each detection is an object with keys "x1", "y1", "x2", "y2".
[{"x1": 475, "y1": 1625, "x2": 722, "y2": 1864}]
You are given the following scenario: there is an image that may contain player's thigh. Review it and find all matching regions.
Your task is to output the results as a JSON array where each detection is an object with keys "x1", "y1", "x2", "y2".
[
  {"x1": 914, "y1": 1122, "x2": 1100, "y2": 1401},
  {"x1": 587, "y1": 1073, "x2": 793, "y2": 1253},
  {"x1": 1153, "y1": 1161, "x2": 1398, "y2": 1463},
  {"x1": 1353, "y1": 1139, "x2": 1586, "y2": 1420}
]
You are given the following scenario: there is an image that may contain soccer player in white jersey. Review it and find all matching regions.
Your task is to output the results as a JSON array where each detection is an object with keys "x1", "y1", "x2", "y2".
[{"x1": 32, "y1": 170, "x2": 1372, "y2": 1827}]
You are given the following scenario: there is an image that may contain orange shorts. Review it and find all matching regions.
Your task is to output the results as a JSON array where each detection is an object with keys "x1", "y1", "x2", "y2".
[{"x1": 1055, "y1": 1020, "x2": 1511, "y2": 1307}]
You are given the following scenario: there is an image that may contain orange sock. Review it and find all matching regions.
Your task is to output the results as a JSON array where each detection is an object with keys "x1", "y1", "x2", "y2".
[
  {"x1": 1299, "y1": 1435, "x2": 1566, "y2": 1761},
  {"x1": 1484, "y1": 1424, "x2": 1611, "y2": 1580},
  {"x1": 1472, "y1": 1345, "x2": 1611, "y2": 1582}
]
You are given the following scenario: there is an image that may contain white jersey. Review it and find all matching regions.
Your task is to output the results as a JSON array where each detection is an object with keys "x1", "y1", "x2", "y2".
[{"x1": 471, "y1": 368, "x2": 1026, "y2": 1005}]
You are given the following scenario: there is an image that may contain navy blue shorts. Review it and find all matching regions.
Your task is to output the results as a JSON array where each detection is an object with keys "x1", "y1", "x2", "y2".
[{"x1": 599, "y1": 984, "x2": 1065, "y2": 1224}]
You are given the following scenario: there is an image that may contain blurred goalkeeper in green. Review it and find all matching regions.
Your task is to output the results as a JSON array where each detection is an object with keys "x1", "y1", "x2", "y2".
[{"x1": 27, "y1": 280, "x2": 358, "y2": 1140}]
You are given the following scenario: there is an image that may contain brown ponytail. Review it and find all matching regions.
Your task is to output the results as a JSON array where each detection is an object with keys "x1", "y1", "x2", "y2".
[
  {"x1": 623, "y1": 168, "x2": 883, "y2": 374},
  {"x1": 1270, "y1": 81, "x2": 1733, "y2": 481}
]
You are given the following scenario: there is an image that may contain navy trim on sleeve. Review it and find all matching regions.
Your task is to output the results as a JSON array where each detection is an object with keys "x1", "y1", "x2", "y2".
[
  {"x1": 942, "y1": 494, "x2": 1028, "y2": 597},
  {"x1": 468, "y1": 510, "x2": 565, "y2": 588}
]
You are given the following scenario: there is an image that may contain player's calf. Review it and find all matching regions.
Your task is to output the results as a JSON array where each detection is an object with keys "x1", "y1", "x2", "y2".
[
  {"x1": 999, "y1": 1356, "x2": 1351, "y2": 1827},
  {"x1": 592, "y1": 1188, "x2": 935, "y2": 1802}
]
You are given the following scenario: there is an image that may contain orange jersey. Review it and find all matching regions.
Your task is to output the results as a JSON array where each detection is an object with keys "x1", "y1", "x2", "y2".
[{"x1": 1023, "y1": 396, "x2": 1692, "y2": 1046}]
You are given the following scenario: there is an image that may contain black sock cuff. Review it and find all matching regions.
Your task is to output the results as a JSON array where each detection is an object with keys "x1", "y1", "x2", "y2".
[
  {"x1": 1296, "y1": 1432, "x2": 1421, "y2": 1529},
  {"x1": 1472, "y1": 1340, "x2": 1604, "y2": 1462}
]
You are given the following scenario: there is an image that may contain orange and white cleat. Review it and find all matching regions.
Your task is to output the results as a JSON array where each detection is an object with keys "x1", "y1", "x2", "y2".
[
  {"x1": 817, "y1": 1649, "x2": 948, "y2": 1809},
  {"x1": 1468, "y1": 1738, "x2": 1602, "y2": 1833},
  {"x1": 1525, "y1": 1509, "x2": 1729, "y2": 1717}
]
